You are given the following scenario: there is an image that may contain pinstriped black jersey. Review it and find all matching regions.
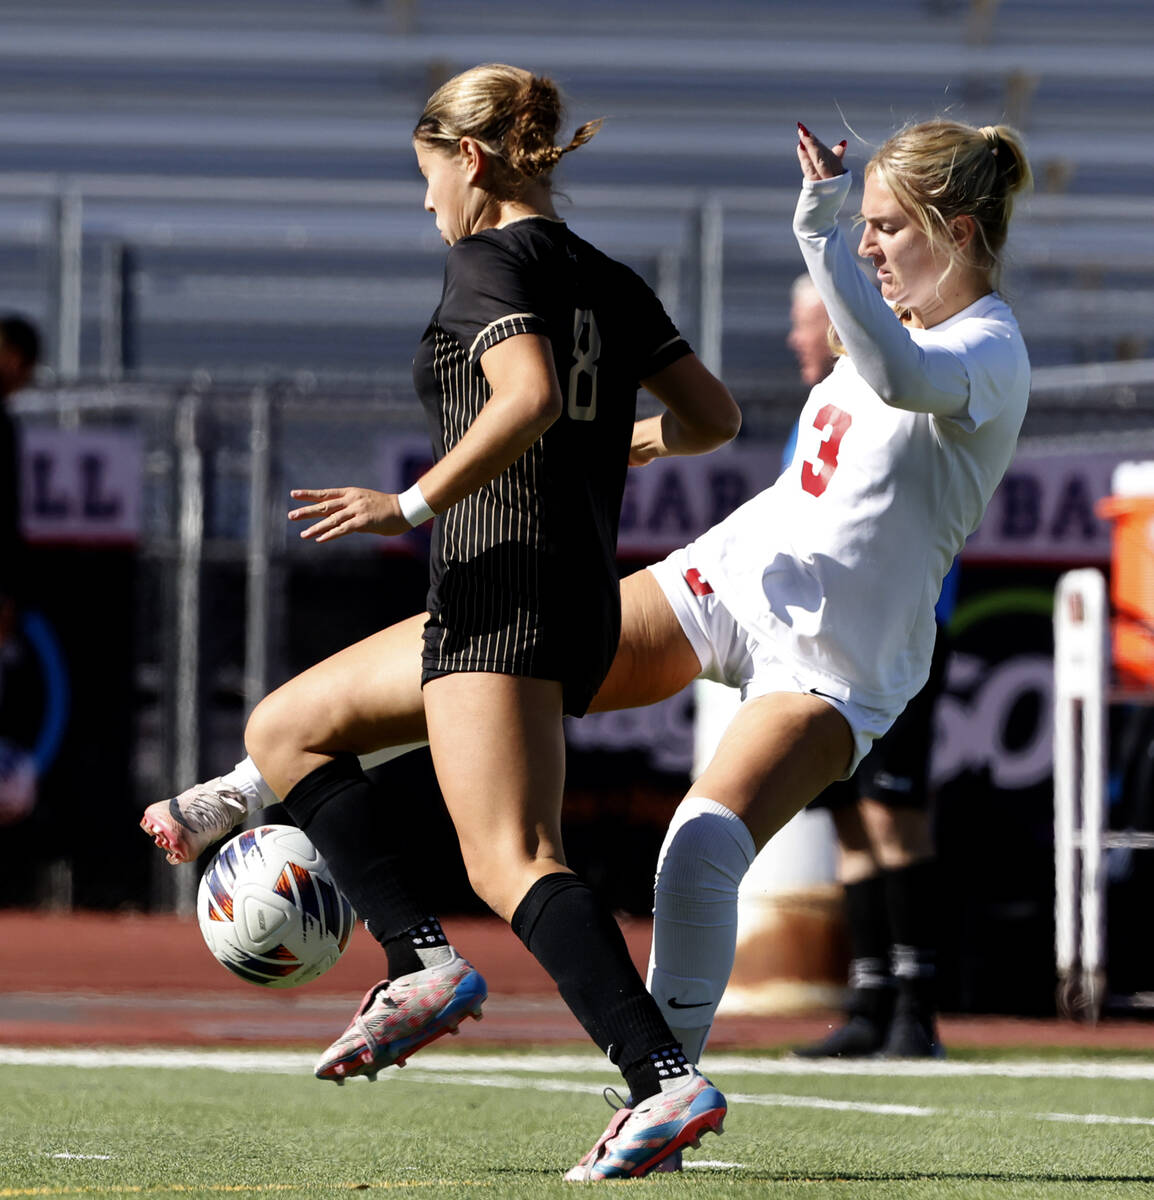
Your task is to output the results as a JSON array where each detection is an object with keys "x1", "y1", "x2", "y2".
[{"x1": 412, "y1": 216, "x2": 690, "y2": 713}]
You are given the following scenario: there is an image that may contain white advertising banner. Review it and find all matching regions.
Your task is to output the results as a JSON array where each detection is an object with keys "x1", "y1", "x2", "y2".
[
  {"x1": 964, "y1": 444, "x2": 1129, "y2": 565},
  {"x1": 21, "y1": 427, "x2": 143, "y2": 544},
  {"x1": 615, "y1": 443, "x2": 780, "y2": 557},
  {"x1": 376, "y1": 434, "x2": 783, "y2": 560},
  {"x1": 377, "y1": 434, "x2": 1137, "y2": 567}
]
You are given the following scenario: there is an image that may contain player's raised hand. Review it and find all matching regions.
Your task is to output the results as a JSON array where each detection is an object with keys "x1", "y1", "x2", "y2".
[
  {"x1": 288, "y1": 486, "x2": 410, "y2": 541},
  {"x1": 796, "y1": 122, "x2": 847, "y2": 182}
]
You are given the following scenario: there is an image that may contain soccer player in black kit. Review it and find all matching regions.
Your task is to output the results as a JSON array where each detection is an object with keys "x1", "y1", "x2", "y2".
[
  {"x1": 143, "y1": 64, "x2": 740, "y2": 1179},
  {"x1": 413, "y1": 150, "x2": 677, "y2": 718}
]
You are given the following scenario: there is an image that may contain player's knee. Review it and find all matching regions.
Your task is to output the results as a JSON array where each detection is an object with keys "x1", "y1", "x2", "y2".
[
  {"x1": 462, "y1": 860, "x2": 520, "y2": 921},
  {"x1": 244, "y1": 688, "x2": 301, "y2": 768},
  {"x1": 655, "y1": 797, "x2": 756, "y2": 905},
  {"x1": 455, "y1": 838, "x2": 506, "y2": 914},
  {"x1": 459, "y1": 838, "x2": 558, "y2": 921},
  {"x1": 860, "y1": 798, "x2": 932, "y2": 864},
  {"x1": 838, "y1": 845, "x2": 882, "y2": 884}
]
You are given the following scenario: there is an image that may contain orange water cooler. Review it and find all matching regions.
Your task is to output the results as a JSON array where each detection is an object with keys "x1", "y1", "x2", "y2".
[{"x1": 1096, "y1": 462, "x2": 1154, "y2": 689}]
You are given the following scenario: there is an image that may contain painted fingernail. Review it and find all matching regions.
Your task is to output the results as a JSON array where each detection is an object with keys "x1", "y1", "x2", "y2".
[
  {"x1": 797, "y1": 122, "x2": 810, "y2": 137},
  {"x1": 838, "y1": 140, "x2": 847, "y2": 148}
]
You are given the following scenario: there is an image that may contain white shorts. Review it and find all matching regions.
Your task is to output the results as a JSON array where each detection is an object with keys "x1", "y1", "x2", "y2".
[{"x1": 648, "y1": 545, "x2": 904, "y2": 777}]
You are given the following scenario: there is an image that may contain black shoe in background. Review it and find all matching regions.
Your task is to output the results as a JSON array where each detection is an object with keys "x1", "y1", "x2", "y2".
[{"x1": 792, "y1": 1013, "x2": 888, "y2": 1059}]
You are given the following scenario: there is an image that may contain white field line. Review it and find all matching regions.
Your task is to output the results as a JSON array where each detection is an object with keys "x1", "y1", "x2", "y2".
[
  {"x1": 3, "y1": 1047, "x2": 1153, "y2": 1132},
  {"x1": 707, "y1": 1054, "x2": 1154, "y2": 1081},
  {"x1": 729, "y1": 1091, "x2": 940, "y2": 1117},
  {"x1": 4, "y1": 1046, "x2": 1154, "y2": 1082},
  {"x1": 729, "y1": 1093, "x2": 1154, "y2": 1127}
]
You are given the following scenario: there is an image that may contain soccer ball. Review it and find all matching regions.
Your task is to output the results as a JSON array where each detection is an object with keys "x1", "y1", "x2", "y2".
[{"x1": 197, "y1": 824, "x2": 355, "y2": 988}]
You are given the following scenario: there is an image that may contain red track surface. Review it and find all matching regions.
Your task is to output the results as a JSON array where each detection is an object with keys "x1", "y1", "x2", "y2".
[{"x1": 3, "y1": 910, "x2": 1153, "y2": 1052}]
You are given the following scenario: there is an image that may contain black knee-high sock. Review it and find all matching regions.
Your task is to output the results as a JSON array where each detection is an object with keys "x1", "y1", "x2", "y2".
[
  {"x1": 843, "y1": 873, "x2": 894, "y2": 1024},
  {"x1": 282, "y1": 754, "x2": 442, "y2": 977},
  {"x1": 511, "y1": 872, "x2": 687, "y2": 1102},
  {"x1": 883, "y1": 858, "x2": 938, "y2": 1016}
]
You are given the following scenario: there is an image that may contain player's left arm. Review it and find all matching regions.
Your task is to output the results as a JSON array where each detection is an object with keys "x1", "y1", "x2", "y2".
[{"x1": 794, "y1": 129, "x2": 972, "y2": 420}]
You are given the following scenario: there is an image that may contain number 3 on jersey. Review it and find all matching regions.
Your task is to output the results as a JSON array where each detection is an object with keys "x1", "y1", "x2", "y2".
[
  {"x1": 801, "y1": 404, "x2": 852, "y2": 497},
  {"x1": 567, "y1": 308, "x2": 600, "y2": 421}
]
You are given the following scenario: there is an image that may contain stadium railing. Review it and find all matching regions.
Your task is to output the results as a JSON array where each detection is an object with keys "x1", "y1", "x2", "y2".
[{"x1": 2, "y1": 172, "x2": 1152, "y2": 395}]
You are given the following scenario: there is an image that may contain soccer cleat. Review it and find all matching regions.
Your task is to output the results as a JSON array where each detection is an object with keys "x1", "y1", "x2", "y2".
[
  {"x1": 140, "y1": 778, "x2": 248, "y2": 865},
  {"x1": 315, "y1": 950, "x2": 487, "y2": 1083},
  {"x1": 563, "y1": 1067, "x2": 725, "y2": 1181},
  {"x1": 653, "y1": 1149, "x2": 683, "y2": 1173},
  {"x1": 791, "y1": 1014, "x2": 887, "y2": 1059},
  {"x1": 878, "y1": 1009, "x2": 945, "y2": 1059},
  {"x1": 565, "y1": 1092, "x2": 683, "y2": 1177}
]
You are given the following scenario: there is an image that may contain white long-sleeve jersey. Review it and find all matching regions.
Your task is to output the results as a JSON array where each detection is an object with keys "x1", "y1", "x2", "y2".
[{"x1": 691, "y1": 172, "x2": 1029, "y2": 709}]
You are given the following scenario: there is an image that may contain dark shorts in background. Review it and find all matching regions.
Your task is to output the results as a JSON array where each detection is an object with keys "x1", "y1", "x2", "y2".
[{"x1": 809, "y1": 623, "x2": 950, "y2": 812}]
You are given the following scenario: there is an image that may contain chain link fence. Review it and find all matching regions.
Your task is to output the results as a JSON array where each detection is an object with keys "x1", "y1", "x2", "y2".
[{"x1": 4, "y1": 362, "x2": 1154, "y2": 914}]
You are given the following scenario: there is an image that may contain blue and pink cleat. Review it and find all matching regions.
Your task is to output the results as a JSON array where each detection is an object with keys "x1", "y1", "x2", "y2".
[
  {"x1": 314, "y1": 950, "x2": 487, "y2": 1082},
  {"x1": 564, "y1": 1068, "x2": 726, "y2": 1181}
]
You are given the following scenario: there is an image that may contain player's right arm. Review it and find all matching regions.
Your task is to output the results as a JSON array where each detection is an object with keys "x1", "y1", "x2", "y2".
[
  {"x1": 630, "y1": 355, "x2": 740, "y2": 466},
  {"x1": 416, "y1": 331, "x2": 563, "y2": 506},
  {"x1": 288, "y1": 332, "x2": 560, "y2": 543}
]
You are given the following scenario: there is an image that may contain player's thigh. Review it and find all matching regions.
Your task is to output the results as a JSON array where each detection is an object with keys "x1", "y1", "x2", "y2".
[
  {"x1": 693, "y1": 690, "x2": 854, "y2": 850},
  {"x1": 859, "y1": 796, "x2": 934, "y2": 867},
  {"x1": 247, "y1": 612, "x2": 429, "y2": 759},
  {"x1": 423, "y1": 672, "x2": 567, "y2": 869},
  {"x1": 820, "y1": 787, "x2": 886, "y2": 882},
  {"x1": 590, "y1": 568, "x2": 702, "y2": 713}
]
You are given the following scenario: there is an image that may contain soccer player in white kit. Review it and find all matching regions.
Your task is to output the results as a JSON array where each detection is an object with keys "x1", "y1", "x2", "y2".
[
  {"x1": 143, "y1": 116, "x2": 1032, "y2": 1160},
  {"x1": 631, "y1": 117, "x2": 1032, "y2": 1063}
]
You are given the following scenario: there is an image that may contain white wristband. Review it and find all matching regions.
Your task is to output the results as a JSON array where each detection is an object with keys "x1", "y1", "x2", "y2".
[{"x1": 398, "y1": 482, "x2": 436, "y2": 528}]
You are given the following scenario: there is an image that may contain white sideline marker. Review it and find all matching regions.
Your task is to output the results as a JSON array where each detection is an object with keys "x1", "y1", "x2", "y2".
[
  {"x1": 5, "y1": 1046, "x2": 1154, "y2": 1082},
  {"x1": 4, "y1": 1047, "x2": 1153, "y2": 1132}
]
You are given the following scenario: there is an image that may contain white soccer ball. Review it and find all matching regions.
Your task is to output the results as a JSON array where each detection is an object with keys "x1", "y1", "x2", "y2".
[{"x1": 196, "y1": 824, "x2": 355, "y2": 988}]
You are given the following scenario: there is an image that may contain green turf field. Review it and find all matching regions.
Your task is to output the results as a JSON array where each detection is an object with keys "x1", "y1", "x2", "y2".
[{"x1": 2, "y1": 1045, "x2": 1152, "y2": 1198}]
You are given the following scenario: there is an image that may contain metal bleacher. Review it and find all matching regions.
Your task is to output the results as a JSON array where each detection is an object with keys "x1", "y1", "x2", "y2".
[
  {"x1": 1, "y1": 0, "x2": 1153, "y2": 429},
  {"x1": 3, "y1": 0, "x2": 1153, "y2": 920}
]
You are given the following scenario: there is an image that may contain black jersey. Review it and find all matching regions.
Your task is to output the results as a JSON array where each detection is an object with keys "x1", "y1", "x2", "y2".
[{"x1": 412, "y1": 216, "x2": 690, "y2": 714}]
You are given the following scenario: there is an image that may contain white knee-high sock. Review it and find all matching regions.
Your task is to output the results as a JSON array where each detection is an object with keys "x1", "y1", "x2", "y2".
[
  {"x1": 219, "y1": 742, "x2": 429, "y2": 815},
  {"x1": 219, "y1": 757, "x2": 278, "y2": 814},
  {"x1": 647, "y1": 796, "x2": 756, "y2": 1064}
]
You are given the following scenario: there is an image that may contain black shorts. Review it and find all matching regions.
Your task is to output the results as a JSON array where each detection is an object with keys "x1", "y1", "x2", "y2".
[
  {"x1": 420, "y1": 552, "x2": 620, "y2": 718},
  {"x1": 810, "y1": 624, "x2": 950, "y2": 812}
]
